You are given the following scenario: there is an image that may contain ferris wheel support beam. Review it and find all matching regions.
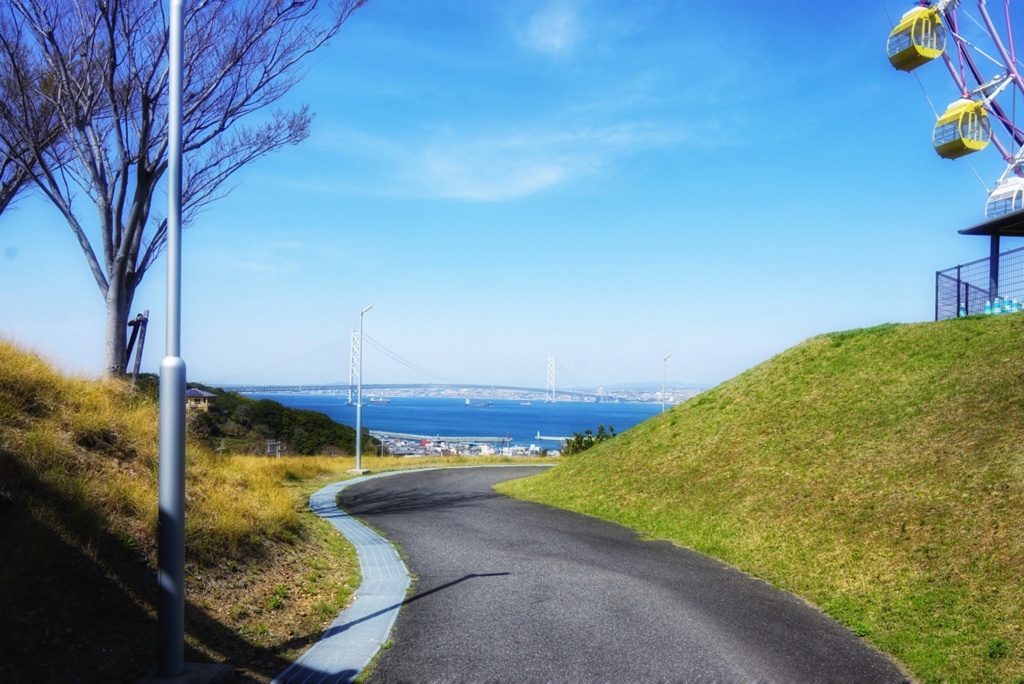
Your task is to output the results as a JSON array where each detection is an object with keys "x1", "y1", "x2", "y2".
[
  {"x1": 963, "y1": 2, "x2": 1024, "y2": 145},
  {"x1": 977, "y1": 1, "x2": 1023, "y2": 89},
  {"x1": 976, "y1": 1, "x2": 1010, "y2": 62},
  {"x1": 941, "y1": 42, "x2": 971, "y2": 96}
]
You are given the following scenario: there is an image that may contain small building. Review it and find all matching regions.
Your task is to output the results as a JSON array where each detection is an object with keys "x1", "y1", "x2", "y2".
[{"x1": 185, "y1": 388, "x2": 216, "y2": 412}]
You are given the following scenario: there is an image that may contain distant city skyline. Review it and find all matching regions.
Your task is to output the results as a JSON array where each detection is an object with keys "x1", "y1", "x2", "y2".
[
  {"x1": 3, "y1": 1, "x2": 1021, "y2": 389},
  {"x1": 219, "y1": 381, "x2": 708, "y2": 396}
]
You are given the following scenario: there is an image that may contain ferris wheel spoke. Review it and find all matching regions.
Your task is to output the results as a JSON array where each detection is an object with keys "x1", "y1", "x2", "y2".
[
  {"x1": 975, "y1": 1, "x2": 1016, "y2": 69},
  {"x1": 947, "y1": 27, "x2": 1012, "y2": 72}
]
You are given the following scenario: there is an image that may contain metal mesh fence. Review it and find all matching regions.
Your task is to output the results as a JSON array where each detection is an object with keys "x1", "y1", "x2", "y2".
[{"x1": 935, "y1": 244, "x2": 1024, "y2": 320}]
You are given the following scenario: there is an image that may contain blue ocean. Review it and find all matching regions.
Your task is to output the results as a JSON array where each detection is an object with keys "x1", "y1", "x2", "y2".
[{"x1": 243, "y1": 394, "x2": 662, "y2": 446}]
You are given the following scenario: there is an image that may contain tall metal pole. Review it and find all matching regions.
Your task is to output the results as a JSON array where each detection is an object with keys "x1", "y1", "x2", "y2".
[
  {"x1": 158, "y1": 0, "x2": 186, "y2": 676},
  {"x1": 662, "y1": 354, "x2": 672, "y2": 413},
  {"x1": 354, "y1": 305, "x2": 372, "y2": 471}
]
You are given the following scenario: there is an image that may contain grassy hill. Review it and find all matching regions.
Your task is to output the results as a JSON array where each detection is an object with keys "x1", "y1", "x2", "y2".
[
  {"x1": 498, "y1": 316, "x2": 1024, "y2": 683},
  {"x1": 128, "y1": 375, "x2": 377, "y2": 457},
  {"x1": 0, "y1": 339, "x2": 552, "y2": 681},
  {"x1": 0, "y1": 341, "x2": 366, "y2": 682}
]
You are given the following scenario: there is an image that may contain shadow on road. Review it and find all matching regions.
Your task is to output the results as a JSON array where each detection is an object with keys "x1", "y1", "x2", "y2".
[
  {"x1": 324, "y1": 572, "x2": 510, "y2": 642},
  {"x1": 337, "y1": 486, "x2": 497, "y2": 516}
]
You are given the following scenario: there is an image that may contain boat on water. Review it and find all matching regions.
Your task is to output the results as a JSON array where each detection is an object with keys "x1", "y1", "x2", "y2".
[
  {"x1": 369, "y1": 397, "x2": 391, "y2": 404},
  {"x1": 465, "y1": 398, "x2": 492, "y2": 407}
]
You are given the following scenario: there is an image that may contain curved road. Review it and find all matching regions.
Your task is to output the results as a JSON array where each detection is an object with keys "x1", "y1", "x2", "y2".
[{"x1": 338, "y1": 467, "x2": 909, "y2": 684}]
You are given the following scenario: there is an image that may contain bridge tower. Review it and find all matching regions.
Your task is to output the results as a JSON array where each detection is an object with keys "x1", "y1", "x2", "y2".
[
  {"x1": 546, "y1": 356, "x2": 556, "y2": 403},
  {"x1": 348, "y1": 330, "x2": 359, "y2": 405}
]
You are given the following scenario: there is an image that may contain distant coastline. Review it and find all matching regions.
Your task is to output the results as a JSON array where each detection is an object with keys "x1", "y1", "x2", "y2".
[
  {"x1": 242, "y1": 393, "x2": 671, "y2": 451},
  {"x1": 221, "y1": 382, "x2": 704, "y2": 406}
]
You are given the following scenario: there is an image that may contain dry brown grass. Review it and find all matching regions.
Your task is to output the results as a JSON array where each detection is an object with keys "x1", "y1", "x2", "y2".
[{"x1": 0, "y1": 341, "x2": 360, "y2": 681}]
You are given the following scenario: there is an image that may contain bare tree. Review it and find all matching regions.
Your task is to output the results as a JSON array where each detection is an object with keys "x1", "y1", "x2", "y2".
[
  {"x1": 0, "y1": 11, "x2": 63, "y2": 215},
  {"x1": 0, "y1": 0, "x2": 365, "y2": 375},
  {"x1": 0, "y1": 107, "x2": 38, "y2": 213},
  {"x1": 0, "y1": 135, "x2": 34, "y2": 215}
]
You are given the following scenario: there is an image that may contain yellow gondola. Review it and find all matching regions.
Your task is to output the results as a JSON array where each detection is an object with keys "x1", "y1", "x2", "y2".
[
  {"x1": 932, "y1": 99, "x2": 990, "y2": 159},
  {"x1": 887, "y1": 6, "x2": 945, "y2": 71}
]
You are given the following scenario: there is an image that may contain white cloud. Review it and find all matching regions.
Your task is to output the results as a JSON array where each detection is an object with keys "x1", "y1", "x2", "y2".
[
  {"x1": 294, "y1": 121, "x2": 693, "y2": 202},
  {"x1": 525, "y1": 4, "x2": 581, "y2": 56},
  {"x1": 194, "y1": 243, "x2": 304, "y2": 275},
  {"x1": 411, "y1": 132, "x2": 578, "y2": 201},
  {"x1": 418, "y1": 150, "x2": 568, "y2": 201},
  {"x1": 406, "y1": 123, "x2": 692, "y2": 201}
]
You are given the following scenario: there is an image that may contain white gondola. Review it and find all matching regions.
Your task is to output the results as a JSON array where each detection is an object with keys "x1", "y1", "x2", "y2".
[{"x1": 985, "y1": 177, "x2": 1024, "y2": 219}]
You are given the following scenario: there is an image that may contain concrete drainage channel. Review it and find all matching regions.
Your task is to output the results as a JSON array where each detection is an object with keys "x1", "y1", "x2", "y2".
[
  {"x1": 272, "y1": 471, "x2": 412, "y2": 684},
  {"x1": 272, "y1": 466, "x2": 551, "y2": 684}
]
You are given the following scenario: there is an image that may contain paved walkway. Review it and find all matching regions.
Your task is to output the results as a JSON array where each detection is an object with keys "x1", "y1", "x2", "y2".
[
  {"x1": 274, "y1": 466, "x2": 909, "y2": 683},
  {"x1": 339, "y1": 467, "x2": 911, "y2": 684},
  {"x1": 272, "y1": 472, "x2": 414, "y2": 684},
  {"x1": 273, "y1": 466, "x2": 549, "y2": 683}
]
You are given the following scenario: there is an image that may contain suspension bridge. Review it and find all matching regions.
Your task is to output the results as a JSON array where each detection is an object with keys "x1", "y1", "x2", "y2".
[{"x1": 208, "y1": 334, "x2": 602, "y2": 401}]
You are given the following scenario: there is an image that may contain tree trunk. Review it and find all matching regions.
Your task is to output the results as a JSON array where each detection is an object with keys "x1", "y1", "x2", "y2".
[
  {"x1": 103, "y1": 278, "x2": 132, "y2": 377},
  {"x1": 1, "y1": 0, "x2": 366, "y2": 377}
]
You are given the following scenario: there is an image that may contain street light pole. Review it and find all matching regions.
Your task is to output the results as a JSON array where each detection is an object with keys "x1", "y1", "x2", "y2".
[
  {"x1": 156, "y1": 0, "x2": 186, "y2": 676},
  {"x1": 662, "y1": 353, "x2": 672, "y2": 413},
  {"x1": 354, "y1": 305, "x2": 372, "y2": 472}
]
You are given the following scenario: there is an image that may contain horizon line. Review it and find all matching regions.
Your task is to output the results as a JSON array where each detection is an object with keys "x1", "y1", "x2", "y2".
[{"x1": 206, "y1": 381, "x2": 710, "y2": 393}]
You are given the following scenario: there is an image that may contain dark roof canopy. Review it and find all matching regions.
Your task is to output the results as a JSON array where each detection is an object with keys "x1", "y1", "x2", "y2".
[{"x1": 959, "y1": 212, "x2": 1024, "y2": 237}]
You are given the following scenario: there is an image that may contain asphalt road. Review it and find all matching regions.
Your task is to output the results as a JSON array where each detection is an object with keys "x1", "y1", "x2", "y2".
[{"x1": 337, "y1": 466, "x2": 910, "y2": 684}]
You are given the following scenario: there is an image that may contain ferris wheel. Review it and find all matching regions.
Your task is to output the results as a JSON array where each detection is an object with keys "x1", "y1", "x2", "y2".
[{"x1": 887, "y1": 0, "x2": 1024, "y2": 219}]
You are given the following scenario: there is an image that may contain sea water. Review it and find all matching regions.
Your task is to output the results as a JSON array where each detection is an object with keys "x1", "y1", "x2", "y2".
[{"x1": 243, "y1": 394, "x2": 663, "y2": 447}]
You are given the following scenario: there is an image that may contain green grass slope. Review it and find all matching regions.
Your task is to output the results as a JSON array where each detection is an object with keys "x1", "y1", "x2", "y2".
[{"x1": 498, "y1": 317, "x2": 1024, "y2": 683}]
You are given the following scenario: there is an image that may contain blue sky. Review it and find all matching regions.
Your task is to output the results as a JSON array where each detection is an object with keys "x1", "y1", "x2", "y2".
[{"x1": 2, "y1": 0, "x2": 1021, "y2": 388}]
